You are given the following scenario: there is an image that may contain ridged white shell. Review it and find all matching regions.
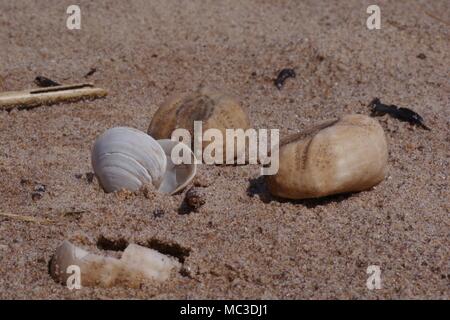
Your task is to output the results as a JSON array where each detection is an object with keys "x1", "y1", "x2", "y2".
[
  {"x1": 92, "y1": 127, "x2": 167, "y2": 193},
  {"x1": 91, "y1": 127, "x2": 197, "y2": 194}
]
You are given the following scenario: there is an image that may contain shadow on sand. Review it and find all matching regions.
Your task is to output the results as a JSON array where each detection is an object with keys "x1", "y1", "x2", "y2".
[{"x1": 246, "y1": 176, "x2": 355, "y2": 208}]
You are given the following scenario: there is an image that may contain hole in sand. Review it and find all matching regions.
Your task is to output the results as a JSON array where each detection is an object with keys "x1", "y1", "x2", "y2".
[
  {"x1": 96, "y1": 236, "x2": 190, "y2": 263},
  {"x1": 96, "y1": 235, "x2": 129, "y2": 251},
  {"x1": 144, "y1": 238, "x2": 190, "y2": 263}
]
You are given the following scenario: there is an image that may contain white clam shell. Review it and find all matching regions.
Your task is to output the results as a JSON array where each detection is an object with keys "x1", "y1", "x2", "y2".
[
  {"x1": 91, "y1": 127, "x2": 196, "y2": 195},
  {"x1": 49, "y1": 241, "x2": 180, "y2": 288},
  {"x1": 92, "y1": 127, "x2": 166, "y2": 193}
]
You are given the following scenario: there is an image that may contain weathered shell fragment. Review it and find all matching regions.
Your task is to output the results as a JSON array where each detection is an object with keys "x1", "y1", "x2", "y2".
[{"x1": 49, "y1": 241, "x2": 180, "y2": 288}]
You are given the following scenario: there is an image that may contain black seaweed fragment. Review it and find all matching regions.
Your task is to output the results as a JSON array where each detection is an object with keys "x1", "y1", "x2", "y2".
[
  {"x1": 368, "y1": 98, "x2": 430, "y2": 130},
  {"x1": 34, "y1": 76, "x2": 60, "y2": 87},
  {"x1": 274, "y1": 68, "x2": 296, "y2": 90}
]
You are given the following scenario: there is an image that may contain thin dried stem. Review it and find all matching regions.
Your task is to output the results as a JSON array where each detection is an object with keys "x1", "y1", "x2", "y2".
[{"x1": 0, "y1": 212, "x2": 53, "y2": 224}]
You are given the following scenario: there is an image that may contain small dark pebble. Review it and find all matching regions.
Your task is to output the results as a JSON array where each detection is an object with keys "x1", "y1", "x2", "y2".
[
  {"x1": 86, "y1": 172, "x2": 95, "y2": 184},
  {"x1": 34, "y1": 76, "x2": 60, "y2": 87},
  {"x1": 84, "y1": 67, "x2": 97, "y2": 78},
  {"x1": 274, "y1": 68, "x2": 296, "y2": 90},
  {"x1": 185, "y1": 187, "x2": 206, "y2": 211},
  {"x1": 417, "y1": 53, "x2": 427, "y2": 60},
  {"x1": 153, "y1": 209, "x2": 165, "y2": 218},
  {"x1": 74, "y1": 174, "x2": 83, "y2": 179}
]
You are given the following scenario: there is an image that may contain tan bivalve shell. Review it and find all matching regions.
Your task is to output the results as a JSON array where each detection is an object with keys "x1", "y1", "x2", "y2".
[
  {"x1": 49, "y1": 241, "x2": 180, "y2": 288},
  {"x1": 266, "y1": 114, "x2": 388, "y2": 199},
  {"x1": 91, "y1": 127, "x2": 196, "y2": 194},
  {"x1": 148, "y1": 86, "x2": 251, "y2": 162}
]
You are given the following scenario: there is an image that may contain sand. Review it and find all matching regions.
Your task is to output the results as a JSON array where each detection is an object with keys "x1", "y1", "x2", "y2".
[{"x1": 0, "y1": 0, "x2": 449, "y2": 299}]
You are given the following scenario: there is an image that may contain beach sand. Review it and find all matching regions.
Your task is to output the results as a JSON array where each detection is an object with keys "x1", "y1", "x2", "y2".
[{"x1": 0, "y1": 0, "x2": 449, "y2": 299}]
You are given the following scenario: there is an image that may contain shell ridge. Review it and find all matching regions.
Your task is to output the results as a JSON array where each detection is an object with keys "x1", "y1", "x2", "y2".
[
  {"x1": 97, "y1": 157, "x2": 151, "y2": 182},
  {"x1": 94, "y1": 151, "x2": 158, "y2": 182}
]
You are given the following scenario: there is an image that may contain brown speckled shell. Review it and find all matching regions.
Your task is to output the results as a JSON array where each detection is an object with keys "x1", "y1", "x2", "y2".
[
  {"x1": 266, "y1": 114, "x2": 388, "y2": 199},
  {"x1": 148, "y1": 87, "x2": 251, "y2": 161}
]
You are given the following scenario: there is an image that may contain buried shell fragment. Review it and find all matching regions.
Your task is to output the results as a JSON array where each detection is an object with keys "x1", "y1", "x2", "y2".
[{"x1": 49, "y1": 241, "x2": 181, "y2": 288}]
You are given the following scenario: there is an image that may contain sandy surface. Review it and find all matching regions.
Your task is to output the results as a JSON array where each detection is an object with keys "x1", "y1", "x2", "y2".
[{"x1": 0, "y1": 0, "x2": 449, "y2": 299}]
